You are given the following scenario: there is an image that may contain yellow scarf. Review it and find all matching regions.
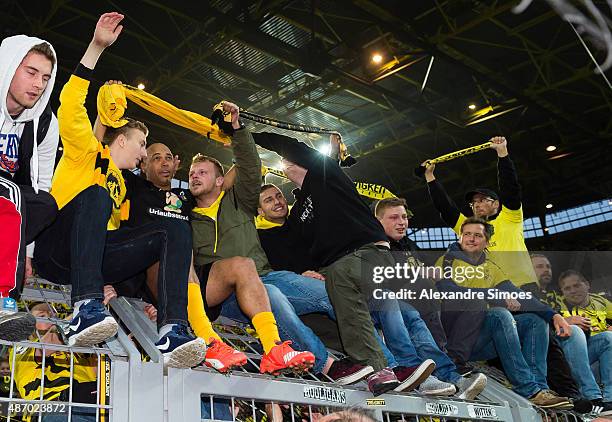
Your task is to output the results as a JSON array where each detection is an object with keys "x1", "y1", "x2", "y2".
[
  {"x1": 255, "y1": 214, "x2": 283, "y2": 230},
  {"x1": 261, "y1": 166, "x2": 397, "y2": 201},
  {"x1": 97, "y1": 84, "x2": 231, "y2": 144}
]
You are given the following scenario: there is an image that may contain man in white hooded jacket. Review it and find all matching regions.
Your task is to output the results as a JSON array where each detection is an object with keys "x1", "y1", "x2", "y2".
[{"x1": 0, "y1": 35, "x2": 59, "y2": 341}]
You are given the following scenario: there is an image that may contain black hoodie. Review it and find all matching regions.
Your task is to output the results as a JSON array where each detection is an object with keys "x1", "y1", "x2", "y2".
[{"x1": 252, "y1": 132, "x2": 387, "y2": 267}]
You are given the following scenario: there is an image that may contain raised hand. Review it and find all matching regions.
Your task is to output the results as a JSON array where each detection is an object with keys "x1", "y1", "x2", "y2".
[
  {"x1": 92, "y1": 12, "x2": 125, "y2": 49},
  {"x1": 221, "y1": 101, "x2": 241, "y2": 130},
  {"x1": 488, "y1": 136, "x2": 508, "y2": 157},
  {"x1": 422, "y1": 160, "x2": 436, "y2": 182}
]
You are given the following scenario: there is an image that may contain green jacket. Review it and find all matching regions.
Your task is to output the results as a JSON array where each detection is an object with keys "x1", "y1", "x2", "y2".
[{"x1": 190, "y1": 129, "x2": 272, "y2": 275}]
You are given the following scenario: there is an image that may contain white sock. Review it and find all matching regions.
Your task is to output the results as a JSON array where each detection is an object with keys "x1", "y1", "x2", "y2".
[
  {"x1": 73, "y1": 299, "x2": 92, "y2": 315},
  {"x1": 158, "y1": 324, "x2": 176, "y2": 340}
]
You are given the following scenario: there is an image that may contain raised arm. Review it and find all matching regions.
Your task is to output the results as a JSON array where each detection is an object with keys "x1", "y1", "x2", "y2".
[
  {"x1": 251, "y1": 132, "x2": 320, "y2": 170},
  {"x1": 490, "y1": 137, "x2": 521, "y2": 211},
  {"x1": 220, "y1": 102, "x2": 262, "y2": 215},
  {"x1": 58, "y1": 13, "x2": 124, "y2": 160},
  {"x1": 424, "y1": 163, "x2": 463, "y2": 229}
]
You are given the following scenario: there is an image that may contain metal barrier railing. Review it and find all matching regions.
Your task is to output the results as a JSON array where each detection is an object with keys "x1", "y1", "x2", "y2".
[{"x1": 8, "y1": 279, "x2": 581, "y2": 422}]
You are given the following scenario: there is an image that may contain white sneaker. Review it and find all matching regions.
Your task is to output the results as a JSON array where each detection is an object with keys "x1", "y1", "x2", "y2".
[
  {"x1": 418, "y1": 376, "x2": 457, "y2": 396},
  {"x1": 456, "y1": 373, "x2": 487, "y2": 400}
]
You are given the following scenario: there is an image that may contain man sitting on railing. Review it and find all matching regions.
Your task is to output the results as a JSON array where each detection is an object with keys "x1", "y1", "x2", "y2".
[
  {"x1": 436, "y1": 217, "x2": 573, "y2": 409},
  {"x1": 188, "y1": 102, "x2": 317, "y2": 376},
  {"x1": 32, "y1": 12, "x2": 205, "y2": 369}
]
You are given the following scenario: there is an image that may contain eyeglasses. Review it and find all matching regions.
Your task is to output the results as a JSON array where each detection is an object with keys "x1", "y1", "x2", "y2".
[{"x1": 469, "y1": 197, "x2": 495, "y2": 207}]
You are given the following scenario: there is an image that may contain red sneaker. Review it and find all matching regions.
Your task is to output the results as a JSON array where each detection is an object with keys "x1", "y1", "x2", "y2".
[
  {"x1": 204, "y1": 339, "x2": 247, "y2": 373},
  {"x1": 260, "y1": 341, "x2": 315, "y2": 375}
]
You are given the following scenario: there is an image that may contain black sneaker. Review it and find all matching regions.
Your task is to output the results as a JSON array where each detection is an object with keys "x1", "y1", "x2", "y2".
[
  {"x1": 67, "y1": 300, "x2": 118, "y2": 347},
  {"x1": 592, "y1": 399, "x2": 612, "y2": 416},
  {"x1": 327, "y1": 358, "x2": 374, "y2": 385},
  {"x1": 570, "y1": 397, "x2": 593, "y2": 414}
]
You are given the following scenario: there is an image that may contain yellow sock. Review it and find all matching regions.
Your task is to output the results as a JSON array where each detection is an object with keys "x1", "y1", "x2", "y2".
[
  {"x1": 187, "y1": 282, "x2": 221, "y2": 343},
  {"x1": 251, "y1": 311, "x2": 280, "y2": 354}
]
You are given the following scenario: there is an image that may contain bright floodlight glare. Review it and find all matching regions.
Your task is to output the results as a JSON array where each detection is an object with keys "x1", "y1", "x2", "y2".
[
  {"x1": 318, "y1": 145, "x2": 330, "y2": 155},
  {"x1": 468, "y1": 104, "x2": 476, "y2": 110},
  {"x1": 372, "y1": 53, "x2": 383, "y2": 64},
  {"x1": 137, "y1": 83, "x2": 145, "y2": 90},
  {"x1": 546, "y1": 203, "x2": 553, "y2": 209},
  {"x1": 546, "y1": 145, "x2": 557, "y2": 152}
]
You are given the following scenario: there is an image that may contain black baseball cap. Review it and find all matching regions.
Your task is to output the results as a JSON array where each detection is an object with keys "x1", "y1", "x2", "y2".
[{"x1": 464, "y1": 188, "x2": 499, "y2": 203}]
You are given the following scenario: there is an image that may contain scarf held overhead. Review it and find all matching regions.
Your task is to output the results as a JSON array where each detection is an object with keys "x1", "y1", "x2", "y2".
[{"x1": 96, "y1": 83, "x2": 231, "y2": 144}]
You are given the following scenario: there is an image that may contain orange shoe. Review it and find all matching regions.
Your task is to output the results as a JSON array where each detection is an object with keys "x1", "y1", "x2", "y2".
[
  {"x1": 259, "y1": 341, "x2": 315, "y2": 375},
  {"x1": 204, "y1": 339, "x2": 247, "y2": 373}
]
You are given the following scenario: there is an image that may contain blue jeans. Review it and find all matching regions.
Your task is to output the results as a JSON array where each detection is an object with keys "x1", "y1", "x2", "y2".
[
  {"x1": 371, "y1": 301, "x2": 460, "y2": 383},
  {"x1": 261, "y1": 271, "x2": 402, "y2": 371},
  {"x1": 260, "y1": 271, "x2": 336, "y2": 320},
  {"x1": 219, "y1": 283, "x2": 329, "y2": 373},
  {"x1": 35, "y1": 186, "x2": 191, "y2": 328},
  {"x1": 201, "y1": 397, "x2": 232, "y2": 420},
  {"x1": 470, "y1": 308, "x2": 549, "y2": 398},
  {"x1": 558, "y1": 327, "x2": 612, "y2": 401}
]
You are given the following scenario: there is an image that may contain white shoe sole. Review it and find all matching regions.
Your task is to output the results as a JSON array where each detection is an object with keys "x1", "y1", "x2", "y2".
[
  {"x1": 394, "y1": 359, "x2": 436, "y2": 392},
  {"x1": 457, "y1": 373, "x2": 487, "y2": 400},
  {"x1": 0, "y1": 312, "x2": 36, "y2": 341},
  {"x1": 420, "y1": 384, "x2": 457, "y2": 396},
  {"x1": 164, "y1": 338, "x2": 207, "y2": 368},
  {"x1": 334, "y1": 365, "x2": 375, "y2": 385},
  {"x1": 68, "y1": 317, "x2": 118, "y2": 347}
]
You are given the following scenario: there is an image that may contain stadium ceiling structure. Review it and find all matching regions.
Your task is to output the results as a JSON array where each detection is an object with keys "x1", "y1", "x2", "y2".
[{"x1": 3, "y1": 0, "x2": 611, "y2": 227}]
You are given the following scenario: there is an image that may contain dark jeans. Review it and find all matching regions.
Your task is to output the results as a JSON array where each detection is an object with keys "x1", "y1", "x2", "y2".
[
  {"x1": 440, "y1": 296, "x2": 487, "y2": 365},
  {"x1": 547, "y1": 329, "x2": 582, "y2": 399},
  {"x1": 34, "y1": 186, "x2": 190, "y2": 327}
]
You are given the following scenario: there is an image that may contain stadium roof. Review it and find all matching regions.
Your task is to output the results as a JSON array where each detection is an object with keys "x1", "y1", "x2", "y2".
[{"x1": 3, "y1": 0, "x2": 610, "y2": 227}]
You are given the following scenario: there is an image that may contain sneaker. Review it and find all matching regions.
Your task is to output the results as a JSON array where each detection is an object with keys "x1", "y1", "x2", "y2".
[
  {"x1": 67, "y1": 300, "x2": 118, "y2": 347},
  {"x1": 156, "y1": 324, "x2": 207, "y2": 368},
  {"x1": 529, "y1": 390, "x2": 573, "y2": 409},
  {"x1": 418, "y1": 376, "x2": 457, "y2": 396},
  {"x1": 592, "y1": 399, "x2": 612, "y2": 416},
  {"x1": 0, "y1": 297, "x2": 35, "y2": 341},
  {"x1": 570, "y1": 398, "x2": 593, "y2": 414},
  {"x1": 392, "y1": 359, "x2": 436, "y2": 392},
  {"x1": 367, "y1": 368, "x2": 400, "y2": 396},
  {"x1": 456, "y1": 373, "x2": 487, "y2": 400},
  {"x1": 204, "y1": 338, "x2": 247, "y2": 373},
  {"x1": 327, "y1": 358, "x2": 374, "y2": 385},
  {"x1": 259, "y1": 341, "x2": 315, "y2": 375}
]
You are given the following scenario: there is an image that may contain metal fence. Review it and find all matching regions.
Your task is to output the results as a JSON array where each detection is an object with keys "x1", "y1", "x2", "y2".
[{"x1": 4, "y1": 278, "x2": 588, "y2": 421}]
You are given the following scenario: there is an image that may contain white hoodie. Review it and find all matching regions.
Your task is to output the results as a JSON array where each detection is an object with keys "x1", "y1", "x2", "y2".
[{"x1": 0, "y1": 34, "x2": 59, "y2": 193}]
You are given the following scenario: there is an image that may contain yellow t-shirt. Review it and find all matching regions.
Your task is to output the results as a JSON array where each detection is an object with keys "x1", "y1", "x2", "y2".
[
  {"x1": 454, "y1": 206, "x2": 537, "y2": 287},
  {"x1": 556, "y1": 293, "x2": 612, "y2": 335},
  {"x1": 53, "y1": 74, "x2": 128, "y2": 230}
]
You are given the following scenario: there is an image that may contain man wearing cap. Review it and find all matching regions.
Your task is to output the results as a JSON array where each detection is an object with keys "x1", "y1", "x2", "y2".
[{"x1": 422, "y1": 136, "x2": 539, "y2": 292}]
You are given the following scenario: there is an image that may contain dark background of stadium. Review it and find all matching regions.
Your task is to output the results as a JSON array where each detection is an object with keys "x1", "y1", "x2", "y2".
[{"x1": 2, "y1": 0, "x2": 611, "y2": 249}]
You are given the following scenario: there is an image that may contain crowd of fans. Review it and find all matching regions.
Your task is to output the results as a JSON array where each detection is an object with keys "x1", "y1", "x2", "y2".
[{"x1": 0, "y1": 10, "x2": 610, "y2": 421}]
